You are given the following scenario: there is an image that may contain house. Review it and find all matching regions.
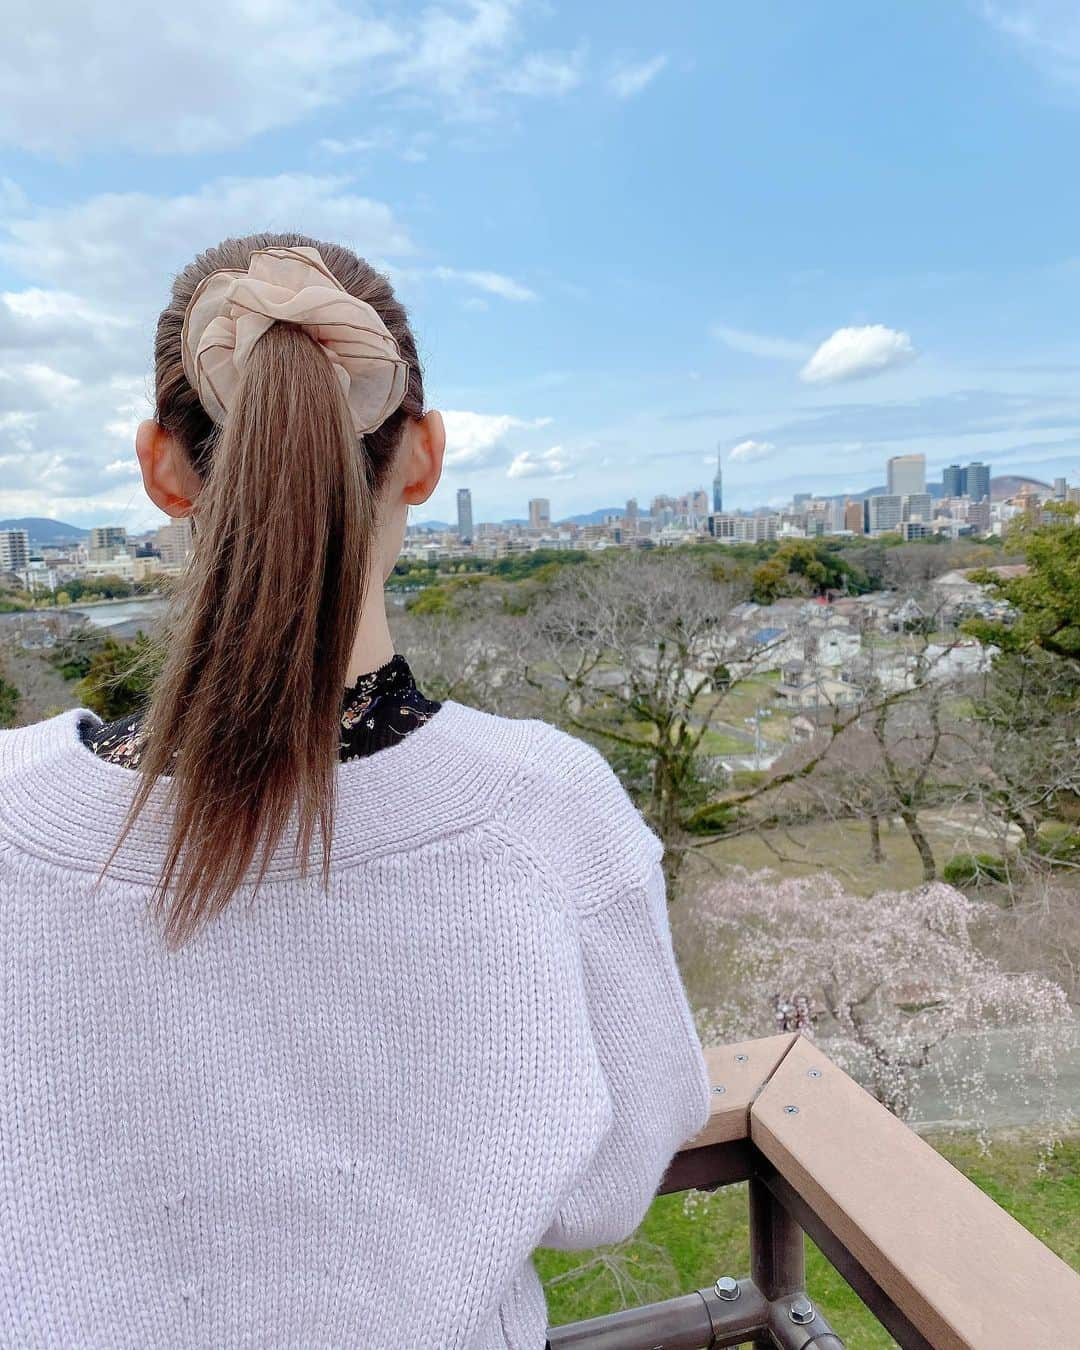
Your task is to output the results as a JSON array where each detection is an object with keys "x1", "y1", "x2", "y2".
[
  {"x1": 791, "y1": 707, "x2": 841, "y2": 742},
  {"x1": 809, "y1": 629, "x2": 861, "y2": 668},
  {"x1": 776, "y1": 659, "x2": 862, "y2": 710}
]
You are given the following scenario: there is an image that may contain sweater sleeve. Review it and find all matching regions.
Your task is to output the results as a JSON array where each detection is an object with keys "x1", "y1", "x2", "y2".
[{"x1": 538, "y1": 849, "x2": 712, "y2": 1251}]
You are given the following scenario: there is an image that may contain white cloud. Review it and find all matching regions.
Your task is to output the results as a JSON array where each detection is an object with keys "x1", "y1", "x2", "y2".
[
  {"x1": 799, "y1": 325, "x2": 917, "y2": 385},
  {"x1": 1, "y1": 174, "x2": 414, "y2": 306},
  {"x1": 507, "y1": 445, "x2": 572, "y2": 478},
  {"x1": 0, "y1": 0, "x2": 401, "y2": 155},
  {"x1": 0, "y1": 288, "x2": 135, "y2": 352},
  {"x1": 441, "y1": 410, "x2": 553, "y2": 469},
  {"x1": 318, "y1": 135, "x2": 390, "y2": 155},
  {"x1": 977, "y1": 3, "x2": 1080, "y2": 89},
  {"x1": 0, "y1": 362, "x2": 80, "y2": 411},
  {"x1": 502, "y1": 50, "x2": 584, "y2": 96},
  {"x1": 0, "y1": 0, "x2": 584, "y2": 156},
  {"x1": 317, "y1": 128, "x2": 433, "y2": 162},
  {"x1": 103, "y1": 457, "x2": 140, "y2": 476},
  {"x1": 710, "y1": 324, "x2": 808, "y2": 361},
  {"x1": 433, "y1": 266, "x2": 537, "y2": 301},
  {"x1": 729, "y1": 439, "x2": 777, "y2": 463},
  {"x1": 608, "y1": 54, "x2": 668, "y2": 99}
]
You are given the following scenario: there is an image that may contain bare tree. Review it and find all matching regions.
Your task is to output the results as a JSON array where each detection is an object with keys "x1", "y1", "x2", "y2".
[
  {"x1": 767, "y1": 613, "x2": 974, "y2": 881},
  {"x1": 392, "y1": 581, "x2": 538, "y2": 719},
  {"x1": 523, "y1": 550, "x2": 755, "y2": 894},
  {"x1": 963, "y1": 650, "x2": 1080, "y2": 865}
]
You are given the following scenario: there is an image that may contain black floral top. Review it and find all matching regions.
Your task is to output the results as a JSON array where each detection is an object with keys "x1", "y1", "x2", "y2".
[{"x1": 79, "y1": 654, "x2": 441, "y2": 768}]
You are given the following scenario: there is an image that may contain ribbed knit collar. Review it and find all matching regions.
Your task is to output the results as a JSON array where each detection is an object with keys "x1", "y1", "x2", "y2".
[{"x1": 0, "y1": 700, "x2": 532, "y2": 888}]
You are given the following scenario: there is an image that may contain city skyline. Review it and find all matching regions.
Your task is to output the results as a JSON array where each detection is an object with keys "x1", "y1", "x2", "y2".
[{"x1": 11, "y1": 453, "x2": 1075, "y2": 545}]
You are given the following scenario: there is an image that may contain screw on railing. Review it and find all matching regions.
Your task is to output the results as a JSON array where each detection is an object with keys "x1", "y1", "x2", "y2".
[
  {"x1": 784, "y1": 1104, "x2": 799, "y2": 1115},
  {"x1": 713, "y1": 1085, "x2": 726, "y2": 1095},
  {"x1": 713, "y1": 1276, "x2": 740, "y2": 1301},
  {"x1": 789, "y1": 1295, "x2": 816, "y2": 1325}
]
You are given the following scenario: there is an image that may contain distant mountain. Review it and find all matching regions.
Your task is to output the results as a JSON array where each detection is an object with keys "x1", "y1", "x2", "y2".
[
  {"x1": 0, "y1": 516, "x2": 90, "y2": 545},
  {"x1": 829, "y1": 475, "x2": 1053, "y2": 505},
  {"x1": 990, "y1": 474, "x2": 1052, "y2": 501},
  {"x1": 411, "y1": 507, "x2": 644, "y2": 530},
  {"x1": 840, "y1": 483, "x2": 944, "y2": 502},
  {"x1": 557, "y1": 506, "x2": 637, "y2": 525}
]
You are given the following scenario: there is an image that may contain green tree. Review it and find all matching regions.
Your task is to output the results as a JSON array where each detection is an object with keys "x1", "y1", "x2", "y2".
[
  {"x1": 965, "y1": 504, "x2": 1080, "y2": 664},
  {"x1": 750, "y1": 539, "x2": 866, "y2": 604},
  {"x1": 75, "y1": 631, "x2": 160, "y2": 720},
  {"x1": 0, "y1": 670, "x2": 20, "y2": 728}
]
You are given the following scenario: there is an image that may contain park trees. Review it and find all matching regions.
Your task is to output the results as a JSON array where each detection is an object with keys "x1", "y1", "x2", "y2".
[
  {"x1": 394, "y1": 575, "x2": 536, "y2": 718},
  {"x1": 963, "y1": 650, "x2": 1080, "y2": 861},
  {"x1": 75, "y1": 631, "x2": 159, "y2": 721},
  {"x1": 689, "y1": 868, "x2": 1073, "y2": 1131},
  {"x1": 965, "y1": 503, "x2": 1080, "y2": 664},
  {"x1": 749, "y1": 539, "x2": 867, "y2": 604},
  {"x1": 523, "y1": 549, "x2": 757, "y2": 893}
]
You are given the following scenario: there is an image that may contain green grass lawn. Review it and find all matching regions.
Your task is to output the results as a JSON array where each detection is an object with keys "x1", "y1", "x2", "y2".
[
  {"x1": 697, "y1": 728, "x2": 752, "y2": 755},
  {"x1": 700, "y1": 815, "x2": 971, "y2": 896},
  {"x1": 537, "y1": 1130, "x2": 1080, "y2": 1348}
]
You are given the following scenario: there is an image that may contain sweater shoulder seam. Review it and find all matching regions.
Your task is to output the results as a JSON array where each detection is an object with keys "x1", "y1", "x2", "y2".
[{"x1": 490, "y1": 718, "x2": 664, "y2": 920}]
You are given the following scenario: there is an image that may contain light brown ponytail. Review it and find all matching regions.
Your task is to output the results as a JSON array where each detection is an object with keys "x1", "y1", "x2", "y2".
[{"x1": 94, "y1": 233, "x2": 424, "y2": 946}]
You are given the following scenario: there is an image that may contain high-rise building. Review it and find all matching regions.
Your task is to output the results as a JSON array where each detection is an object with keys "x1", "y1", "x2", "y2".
[
  {"x1": 865, "y1": 494, "x2": 902, "y2": 534},
  {"x1": 88, "y1": 525, "x2": 128, "y2": 562},
  {"x1": 901, "y1": 521, "x2": 931, "y2": 541},
  {"x1": 902, "y1": 493, "x2": 932, "y2": 523},
  {"x1": 528, "y1": 498, "x2": 550, "y2": 530},
  {"x1": 708, "y1": 513, "x2": 737, "y2": 541},
  {"x1": 155, "y1": 517, "x2": 194, "y2": 567},
  {"x1": 886, "y1": 454, "x2": 926, "y2": 497},
  {"x1": 0, "y1": 528, "x2": 30, "y2": 575},
  {"x1": 456, "y1": 488, "x2": 473, "y2": 544},
  {"x1": 965, "y1": 462, "x2": 991, "y2": 503},
  {"x1": 967, "y1": 500, "x2": 991, "y2": 533},
  {"x1": 792, "y1": 493, "x2": 813, "y2": 510},
  {"x1": 624, "y1": 498, "x2": 638, "y2": 535},
  {"x1": 712, "y1": 446, "x2": 723, "y2": 514},
  {"x1": 1054, "y1": 477, "x2": 1068, "y2": 501},
  {"x1": 738, "y1": 514, "x2": 778, "y2": 543},
  {"x1": 942, "y1": 464, "x2": 964, "y2": 498},
  {"x1": 844, "y1": 500, "x2": 864, "y2": 534}
]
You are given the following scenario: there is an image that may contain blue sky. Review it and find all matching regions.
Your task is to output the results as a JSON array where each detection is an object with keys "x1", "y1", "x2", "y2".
[{"x1": 2, "y1": 0, "x2": 1080, "y2": 531}]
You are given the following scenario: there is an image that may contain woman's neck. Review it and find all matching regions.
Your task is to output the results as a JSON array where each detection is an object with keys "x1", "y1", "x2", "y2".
[{"x1": 345, "y1": 593, "x2": 396, "y2": 686}]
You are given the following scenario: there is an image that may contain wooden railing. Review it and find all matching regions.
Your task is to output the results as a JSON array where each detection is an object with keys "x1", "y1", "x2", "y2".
[{"x1": 546, "y1": 1033, "x2": 1080, "y2": 1349}]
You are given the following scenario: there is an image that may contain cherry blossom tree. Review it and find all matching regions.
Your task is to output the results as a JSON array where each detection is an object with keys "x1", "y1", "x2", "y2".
[{"x1": 689, "y1": 868, "x2": 1073, "y2": 1137}]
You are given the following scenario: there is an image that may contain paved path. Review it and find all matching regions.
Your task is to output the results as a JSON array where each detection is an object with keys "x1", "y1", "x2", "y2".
[{"x1": 909, "y1": 1027, "x2": 1080, "y2": 1130}]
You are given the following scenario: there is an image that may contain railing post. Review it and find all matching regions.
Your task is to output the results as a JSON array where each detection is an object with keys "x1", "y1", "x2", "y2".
[{"x1": 749, "y1": 1174, "x2": 805, "y2": 1347}]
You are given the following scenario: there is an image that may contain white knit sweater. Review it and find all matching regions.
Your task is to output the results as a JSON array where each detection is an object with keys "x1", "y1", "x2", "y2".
[{"x1": 0, "y1": 701, "x2": 711, "y2": 1350}]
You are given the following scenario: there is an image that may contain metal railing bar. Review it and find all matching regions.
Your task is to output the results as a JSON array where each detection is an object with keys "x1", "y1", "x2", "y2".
[
  {"x1": 764, "y1": 1294, "x2": 845, "y2": 1350},
  {"x1": 759, "y1": 1167, "x2": 932, "y2": 1350},
  {"x1": 750, "y1": 1172, "x2": 807, "y2": 1349},
  {"x1": 545, "y1": 1279, "x2": 769, "y2": 1349},
  {"x1": 545, "y1": 1277, "x2": 846, "y2": 1350}
]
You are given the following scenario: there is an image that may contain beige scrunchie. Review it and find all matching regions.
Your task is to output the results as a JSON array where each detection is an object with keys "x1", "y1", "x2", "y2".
[{"x1": 180, "y1": 245, "x2": 409, "y2": 436}]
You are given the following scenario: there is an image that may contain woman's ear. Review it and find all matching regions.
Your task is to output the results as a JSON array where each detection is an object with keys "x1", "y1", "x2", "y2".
[
  {"x1": 135, "y1": 419, "x2": 199, "y2": 517},
  {"x1": 402, "y1": 409, "x2": 446, "y2": 506}
]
